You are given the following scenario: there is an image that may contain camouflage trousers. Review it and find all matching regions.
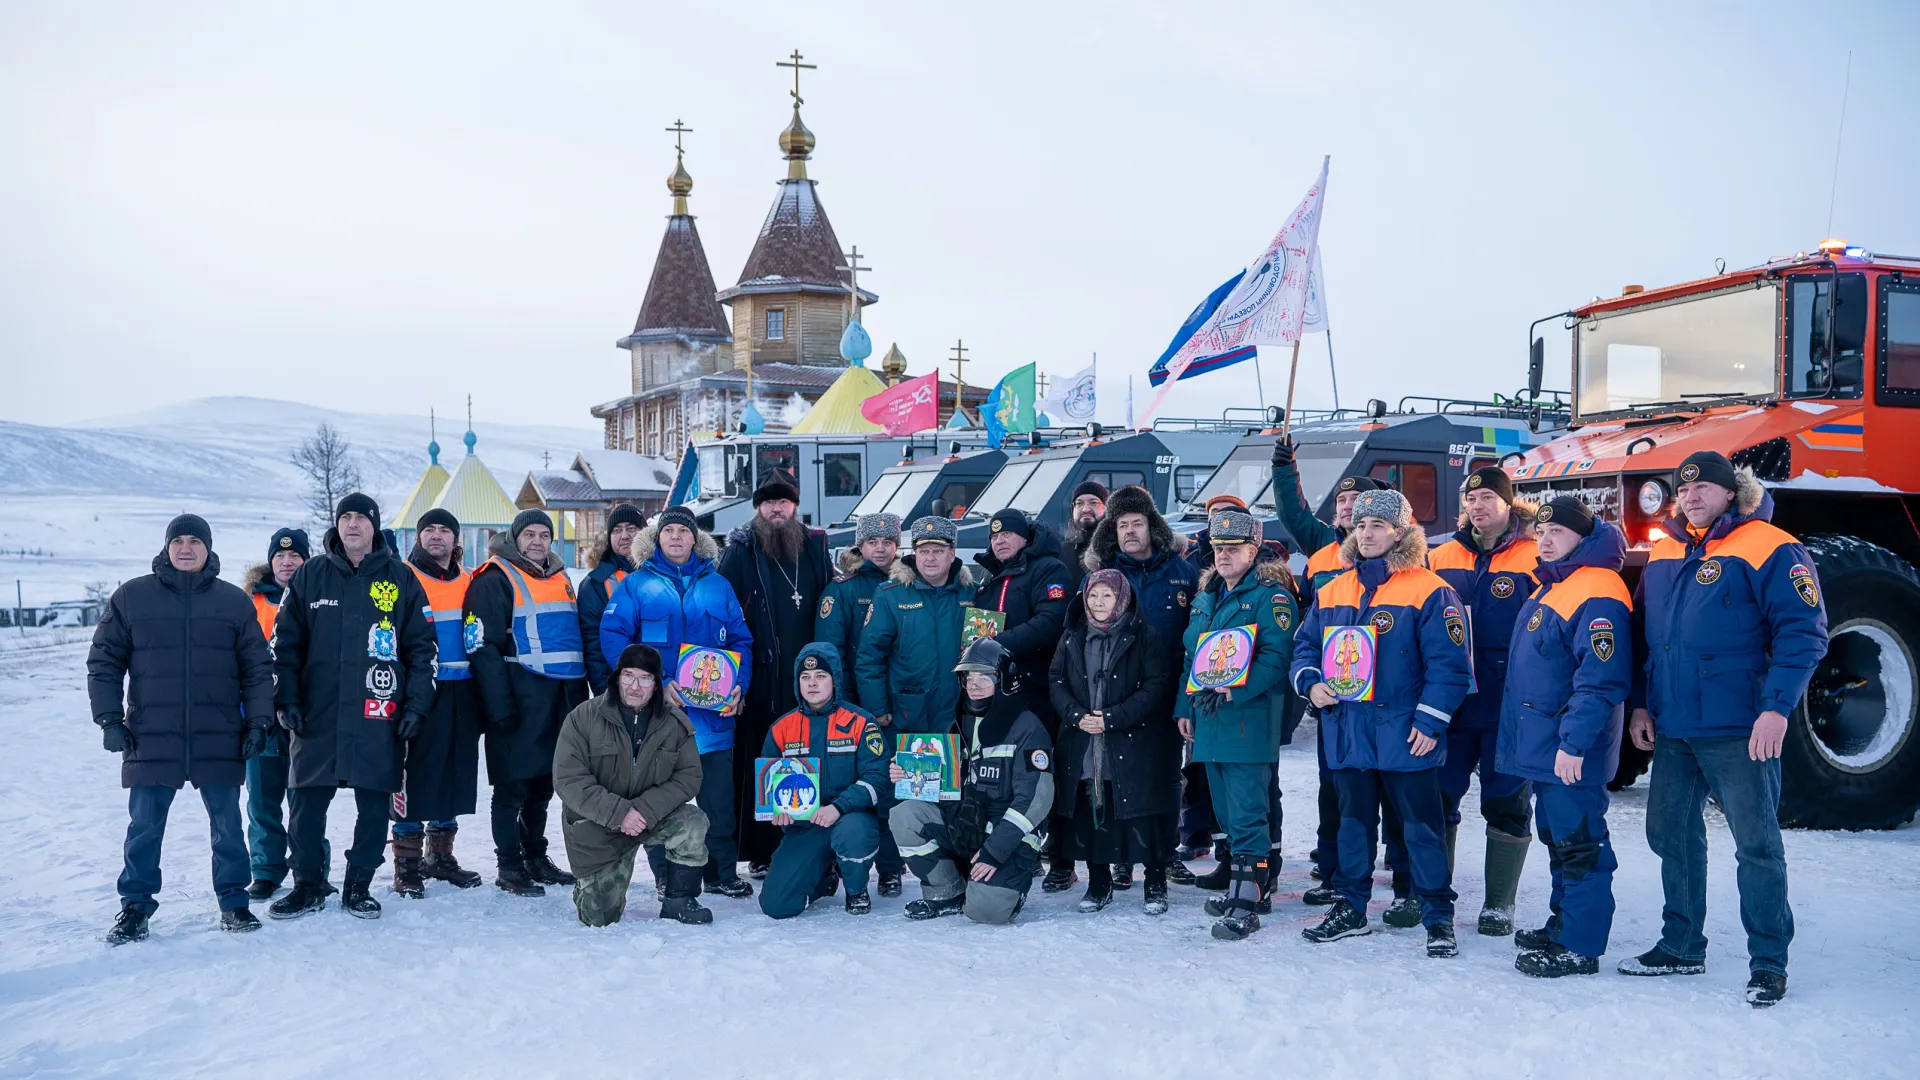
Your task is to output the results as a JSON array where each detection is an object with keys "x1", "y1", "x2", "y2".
[{"x1": 572, "y1": 802, "x2": 709, "y2": 928}]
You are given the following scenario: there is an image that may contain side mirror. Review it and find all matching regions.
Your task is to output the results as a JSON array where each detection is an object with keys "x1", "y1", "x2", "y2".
[
  {"x1": 930, "y1": 499, "x2": 950, "y2": 519},
  {"x1": 1528, "y1": 404, "x2": 1543, "y2": 434},
  {"x1": 1528, "y1": 337, "x2": 1545, "y2": 399}
]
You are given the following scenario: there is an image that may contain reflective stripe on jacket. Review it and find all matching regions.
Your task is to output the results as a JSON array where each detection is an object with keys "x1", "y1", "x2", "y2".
[
  {"x1": 485, "y1": 554, "x2": 585, "y2": 680},
  {"x1": 407, "y1": 562, "x2": 476, "y2": 680}
]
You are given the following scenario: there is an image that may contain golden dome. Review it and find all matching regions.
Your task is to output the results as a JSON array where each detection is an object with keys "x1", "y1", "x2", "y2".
[
  {"x1": 667, "y1": 154, "x2": 693, "y2": 197},
  {"x1": 881, "y1": 342, "x2": 908, "y2": 384},
  {"x1": 779, "y1": 106, "x2": 814, "y2": 179}
]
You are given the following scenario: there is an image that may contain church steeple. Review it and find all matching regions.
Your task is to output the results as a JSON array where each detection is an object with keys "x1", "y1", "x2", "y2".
[
  {"x1": 614, "y1": 121, "x2": 733, "y2": 395},
  {"x1": 666, "y1": 118, "x2": 694, "y2": 216}
]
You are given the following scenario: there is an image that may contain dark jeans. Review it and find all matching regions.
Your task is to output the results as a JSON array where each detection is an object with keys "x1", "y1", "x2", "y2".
[
  {"x1": 244, "y1": 738, "x2": 330, "y2": 883},
  {"x1": 1438, "y1": 725, "x2": 1533, "y2": 836},
  {"x1": 288, "y1": 785, "x2": 389, "y2": 882},
  {"x1": 1202, "y1": 761, "x2": 1279, "y2": 860},
  {"x1": 1315, "y1": 721, "x2": 1411, "y2": 894},
  {"x1": 491, "y1": 773, "x2": 555, "y2": 870},
  {"x1": 1645, "y1": 734, "x2": 1793, "y2": 975},
  {"x1": 1331, "y1": 766, "x2": 1456, "y2": 925},
  {"x1": 390, "y1": 819, "x2": 458, "y2": 836},
  {"x1": 649, "y1": 748, "x2": 738, "y2": 885},
  {"x1": 1179, "y1": 761, "x2": 1216, "y2": 847},
  {"x1": 119, "y1": 784, "x2": 250, "y2": 914},
  {"x1": 1535, "y1": 784, "x2": 1617, "y2": 958}
]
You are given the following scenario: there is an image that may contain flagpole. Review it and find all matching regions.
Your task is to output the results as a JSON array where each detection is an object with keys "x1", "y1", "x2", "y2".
[
  {"x1": 1253, "y1": 351, "x2": 1268, "y2": 410},
  {"x1": 1280, "y1": 338, "x2": 1303, "y2": 436},
  {"x1": 1326, "y1": 324, "x2": 1341, "y2": 411}
]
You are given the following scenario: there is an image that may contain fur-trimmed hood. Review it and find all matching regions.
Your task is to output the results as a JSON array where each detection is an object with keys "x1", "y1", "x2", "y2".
[
  {"x1": 243, "y1": 561, "x2": 275, "y2": 594},
  {"x1": 1083, "y1": 485, "x2": 1181, "y2": 574},
  {"x1": 838, "y1": 545, "x2": 870, "y2": 575},
  {"x1": 889, "y1": 554, "x2": 976, "y2": 591},
  {"x1": 583, "y1": 529, "x2": 638, "y2": 572},
  {"x1": 1338, "y1": 520, "x2": 1430, "y2": 576},
  {"x1": 632, "y1": 521, "x2": 719, "y2": 565},
  {"x1": 1659, "y1": 465, "x2": 1772, "y2": 544},
  {"x1": 1732, "y1": 465, "x2": 1766, "y2": 516},
  {"x1": 1196, "y1": 545, "x2": 1294, "y2": 595}
]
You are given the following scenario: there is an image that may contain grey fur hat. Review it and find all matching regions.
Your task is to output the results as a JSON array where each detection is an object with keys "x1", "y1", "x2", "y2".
[
  {"x1": 1351, "y1": 488, "x2": 1414, "y2": 529},
  {"x1": 1207, "y1": 510, "x2": 1262, "y2": 545},
  {"x1": 856, "y1": 513, "x2": 902, "y2": 544},
  {"x1": 909, "y1": 515, "x2": 958, "y2": 547}
]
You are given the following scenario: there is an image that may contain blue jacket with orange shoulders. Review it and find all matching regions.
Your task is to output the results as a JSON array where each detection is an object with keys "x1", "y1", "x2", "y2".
[
  {"x1": 1428, "y1": 512, "x2": 1539, "y2": 731},
  {"x1": 762, "y1": 642, "x2": 890, "y2": 816},
  {"x1": 1496, "y1": 522, "x2": 1633, "y2": 788},
  {"x1": 1290, "y1": 526, "x2": 1473, "y2": 772},
  {"x1": 1630, "y1": 472, "x2": 1828, "y2": 740}
]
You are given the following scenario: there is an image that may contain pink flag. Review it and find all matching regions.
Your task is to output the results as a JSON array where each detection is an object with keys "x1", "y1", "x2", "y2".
[{"x1": 860, "y1": 370, "x2": 939, "y2": 435}]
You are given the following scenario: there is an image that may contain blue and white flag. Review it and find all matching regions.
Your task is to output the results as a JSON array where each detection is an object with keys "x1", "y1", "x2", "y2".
[
  {"x1": 1141, "y1": 156, "x2": 1329, "y2": 418},
  {"x1": 1041, "y1": 361, "x2": 1098, "y2": 421},
  {"x1": 668, "y1": 441, "x2": 700, "y2": 504}
]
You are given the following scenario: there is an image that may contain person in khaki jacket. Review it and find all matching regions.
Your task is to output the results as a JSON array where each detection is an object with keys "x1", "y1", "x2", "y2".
[{"x1": 553, "y1": 644, "x2": 713, "y2": 927}]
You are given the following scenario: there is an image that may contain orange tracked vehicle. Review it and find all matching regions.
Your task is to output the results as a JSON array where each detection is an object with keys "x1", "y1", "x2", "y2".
[{"x1": 1512, "y1": 239, "x2": 1920, "y2": 829}]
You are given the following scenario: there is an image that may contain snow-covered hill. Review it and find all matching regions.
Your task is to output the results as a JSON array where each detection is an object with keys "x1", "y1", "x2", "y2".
[{"x1": 0, "y1": 396, "x2": 600, "y2": 604}]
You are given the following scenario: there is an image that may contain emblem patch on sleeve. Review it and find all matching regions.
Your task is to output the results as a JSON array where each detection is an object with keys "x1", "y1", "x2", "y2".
[
  {"x1": 819, "y1": 596, "x2": 834, "y2": 619},
  {"x1": 1029, "y1": 749, "x2": 1050, "y2": 771},
  {"x1": 1695, "y1": 559, "x2": 1723, "y2": 585},
  {"x1": 369, "y1": 580, "x2": 399, "y2": 613},
  {"x1": 864, "y1": 728, "x2": 885, "y2": 755},
  {"x1": 1527, "y1": 608, "x2": 1545, "y2": 632},
  {"x1": 1788, "y1": 563, "x2": 1821, "y2": 608},
  {"x1": 1588, "y1": 617, "x2": 1614, "y2": 632},
  {"x1": 1443, "y1": 604, "x2": 1466, "y2": 646},
  {"x1": 1272, "y1": 596, "x2": 1292, "y2": 631},
  {"x1": 1591, "y1": 631, "x2": 1615, "y2": 661},
  {"x1": 1047, "y1": 584, "x2": 1066, "y2": 600}
]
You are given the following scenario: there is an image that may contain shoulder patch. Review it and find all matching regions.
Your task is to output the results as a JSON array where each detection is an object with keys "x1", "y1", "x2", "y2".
[
  {"x1": 1788, "y1": 562, "x2": 1820, "y2": 608},
  {"x1": 1046, "y1": 584, "x2": 1066, "y2": 600},
  {"x1": 1591, "y1": 630, "x2": 1615, "y2": 661},
  {"x1": 1272, "y1": 595, "x2": 1292, "y2": 631},
  {"x1": 1527, "y1": 608, "x2": 1545, "y2": 632},
  {"x1": 819, "y1": 595, "x2": 834, "y2": 619},
  {"x1": 864, "y1": 604, "x2": 875, "y2": 626},
  {"x1": 1443, "y1": 604, "x2": 1466, "y2": 646},
  {"x1": 1588, "y1": 616, "x2": 1614, "y2": 632},
  {"x1": 1029, "y1": 749, "x2": 1050, "y2": 771},
  {"x1": 864, "y1": 727, "x2": 885, "y2": 755}
]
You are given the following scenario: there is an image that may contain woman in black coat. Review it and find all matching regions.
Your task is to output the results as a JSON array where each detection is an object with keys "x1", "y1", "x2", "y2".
[{"x1": 1048, "y1": 568, "x2": 1177, "y2": 914}]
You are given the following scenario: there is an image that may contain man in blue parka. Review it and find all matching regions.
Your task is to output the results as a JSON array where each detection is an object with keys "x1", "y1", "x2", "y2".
[
  {"x1": 759, "y1": 643, "x2": 891, "y2": 918},
  {"x1": 1292, "y1": 488, "x2": 1473, "y2": 958},
  {"x1": 1427, "y1": 465, "x2": 1541, "y2": 936},
  {"x1": 1617, "y1": 452, "x2": 1827, "y2": 1009},
  {"x1": 1175, "y1": 509, "x2": 1297, "y2": 941},
  {"x1": 1496, "y1": 497, "x2": 1633, "y2": 978},
  {"x1": 600, "y1": 504, "x2": 757, "y2": 898}
]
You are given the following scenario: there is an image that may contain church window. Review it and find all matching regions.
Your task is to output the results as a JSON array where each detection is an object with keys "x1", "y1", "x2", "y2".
[{"x1": 765, "y1": 309, "x2": 786, "y2": 340}]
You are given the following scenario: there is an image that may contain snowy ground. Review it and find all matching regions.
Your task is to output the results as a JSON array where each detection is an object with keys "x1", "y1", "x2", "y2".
[{"x1": 2, "y1": 641, "x2": 1917, "y2": 1079}]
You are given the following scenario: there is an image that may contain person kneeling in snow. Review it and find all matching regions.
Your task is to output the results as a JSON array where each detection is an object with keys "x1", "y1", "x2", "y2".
[
  {"x1": 759, "y1": 643, "x2": 890, "y2": 918},
  {"x1": 553, "y1": 645, "x2": 713, "y2": 926},
  {"x1": 889, "y1": 638, "x2": 1054, "y2": 924}
]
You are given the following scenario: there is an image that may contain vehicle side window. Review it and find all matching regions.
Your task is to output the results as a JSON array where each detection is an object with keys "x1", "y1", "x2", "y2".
[
  {"x1": 1084, "y1": 470, "x2": 1147, "y2": 492},
  {"x1": 938, "y1": 482, "x2": 979, "y2": 517},
  {"x1": 1174, "y1": 466, "x2": 1207, "y2": 505},
  {"x1": 1878, "y1": 279, "x2": 1920, "y2": 408},
  {"x1": 1368, "y1": 462, "x2": 1440, "y2": 524},
  {"x1": 822, "y1": 453, "x2": 861, "y2": 497},
  {"x1": 1788, "y1": 274, "x2": 1867, "y2": 398}
]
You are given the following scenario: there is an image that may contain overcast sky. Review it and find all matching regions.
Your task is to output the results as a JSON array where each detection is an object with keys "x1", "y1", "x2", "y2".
[{"x1": 5, "y1": 1, "x2": 1917, "y2": 431}]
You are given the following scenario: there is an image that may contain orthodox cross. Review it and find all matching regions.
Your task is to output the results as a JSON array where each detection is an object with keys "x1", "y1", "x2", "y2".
[
  {"x1": 843, "y1": 245, "x2": 870, "y2": 319},
  {"x1": 1036, "y1": 371, "x2": 1052, "y2": 397},
  {"x1": 776, "y1": 49, "x2": 816, "y2": 106},
  {"x1": 665, "y1": 118, "x2": 692, "y2": 155},
  {"x1": 949, "y1": 340, "x2": 969, "y2": 415}
]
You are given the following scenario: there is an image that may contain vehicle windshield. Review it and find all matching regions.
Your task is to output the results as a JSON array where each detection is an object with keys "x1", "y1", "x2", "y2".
[
  {"x1": 848, "y1": 471, "x2": 909, "y2": 519},
  {"x1": 1008, "y1": 458, "x2": 1077, "y2": 514},
  {"x1": 1574, "y1": 281, "x2": 1779, "y2": 420},
  {"x1": 1271, "y1": 441, "x2": 1361, "y2": 514},
  {"x1": 882, "y1": 471, "x2": 940, "y2": 517},
  {"x1": 1188, "y1": 445, "x2": 1273, "y2": 515},
  {"x1": 968, "y1": 460, "x2": 1038, "y2": 518}
]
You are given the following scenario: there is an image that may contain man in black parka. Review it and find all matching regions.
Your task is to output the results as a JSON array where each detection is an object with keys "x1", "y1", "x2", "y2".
[
  {"x1": 88, "y1": 514, "x2": 277, "y2": 943},
  {"x1": 268, "y1": 494, "x2": 436, "y2": 921}
]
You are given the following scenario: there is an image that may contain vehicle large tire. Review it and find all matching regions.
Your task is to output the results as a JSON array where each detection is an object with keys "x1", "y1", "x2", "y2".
[{"x1": 1780, "y1": 535, "x2": 1920, "y2": 830}]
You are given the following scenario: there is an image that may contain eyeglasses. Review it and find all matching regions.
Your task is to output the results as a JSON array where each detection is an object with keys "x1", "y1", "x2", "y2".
[{"x1": 618, "y1": 671, "x2": 657, "y2": 685}]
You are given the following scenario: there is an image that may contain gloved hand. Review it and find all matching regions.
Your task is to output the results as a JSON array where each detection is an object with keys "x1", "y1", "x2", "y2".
[
  {"x1": 396, "y1": 711, "x2": 423, "y2": 740},
  {"x1": 1191, "y1": 690, "x2": 1224, "y2": 720},
  {"x1": 277, "y1": 705, "x2": 305, "y2": 736},
  {"x1": 949, "y1": 790, "x2": 986, "y2": 858},
  {"x1": 101, "y1": 720, "x2": 135, "y2": 753},
  {"x1": 1270, "y1": 434, "x2": 1297, "y2": 469},
  {"x1": 241, "y1": 727, "x2": 269, "y2": 760}
]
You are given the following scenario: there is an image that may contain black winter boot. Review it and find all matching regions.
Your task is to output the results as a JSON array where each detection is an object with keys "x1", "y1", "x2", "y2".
[
  {"x1": 878, "y1": 870, "x2": 904, "y2": 898},
  {"x1": 340, "y1": 866, "x2": 382, "y2": 919},
  {"x1": 1164, "y1": 859, "x2": 1196, "y2": 886},
  {"x1": 1143, "y1": 865, "x2": 1169, "y2": 915},
  {"x1": 1042, "y1": 859, "x2": 1078, "y2": 893},
  {"x1": 660, "y1": 863, "x2": 713, "y2": 925},
  {"x1": 1209, "y1": 859, "x2": 1266, "y2": 941},
  {"x1": 1302, "y1": 899, "x2": 1371, "y2": 943},
  {"x1": 106, "y1": 907, "x2": 150, "y2": 945},
  {"x1": 1426, "y1": 922, "x2": 1458, "y2": 958},
  {"x1": 525, "y1": 845, "x2": 576, "y2": 886},
  {"x1": 268, "y1": 881, "x2": 333, "y2": 920},
  {"x1": 1517, "y1": 942, "x2": 1599, "y2": 977},
  {"x1": 1746, "y1": 971, "x2": 1788, "y2": 1008},
  {"x1": 221, "y1": 907, "x2": 261, "y2": 934},
  {"x1": 245, "y1": 879, "x2": 280, "y2": 901},
  {"x1": 704, "y1": 875, "x2": 754, "y2": 899},
  {"x1": 1515, "y1": 914, "x2": 1562, "y2": 951},
  {"x1": 1079, "y1": 864, "x2": 1114, "y2": 913},
  {"x1": 1110, "y1": 863, "x2": 1133, "y2": 890},
  {"x1": 1303, "y1": 882, "x2": 1340, "y2": 906},
  {"x1": 1382, "y1": 895, "x2": 1422, "y2": 929},
  {"x1": 1617, "y1": 945, "x2": 1705, "y2": 977},
  {"x1": 1193, "y1": 841, "x2": 1232, "y2": 891},
  {"x1": 844, "y1": 890, "x2": 872, "y2": 915},
  {"x1": 904, "y1": 894, "x2": 966, "y2": 920},
  {"x1": 494, "y1": 856, "x2": 547, "y2": 898},
  {"x1": 391, "y1": 830, "x2": 426, "y2": 900},
  {"x1": 423, "y1": 826, "x2": 483, "y2": 888}
]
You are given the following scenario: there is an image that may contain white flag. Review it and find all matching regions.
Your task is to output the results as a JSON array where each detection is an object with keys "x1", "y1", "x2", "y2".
[
  {"x1": 1041, "y1": 362, "x2": 1097, "y2": 421},
  {"x1": 1300, "y1": 248, "x2": 1330, "y2": 336},
  {"x1": 1141, "y1": 156, "x2": 1329, "y2": 421}
]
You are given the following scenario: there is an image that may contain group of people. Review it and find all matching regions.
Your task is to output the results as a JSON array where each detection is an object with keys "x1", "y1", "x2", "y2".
[{"x1": 86, "y1": 444, "x2": 1824, "y2": 1007}]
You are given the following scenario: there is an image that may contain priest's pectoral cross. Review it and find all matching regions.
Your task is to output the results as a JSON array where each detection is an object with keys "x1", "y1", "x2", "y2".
[{"x1": 792, "y1": 588, "x2": 803, "y2": 608}]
